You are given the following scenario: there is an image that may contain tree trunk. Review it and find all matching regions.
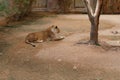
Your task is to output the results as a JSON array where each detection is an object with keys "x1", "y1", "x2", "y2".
[
  {"x1": 83, "y1": 0, "x2": 103, "y2": 45},
  {"x1": 89, "y1": 17, "x2": 99, "y2": 44}
]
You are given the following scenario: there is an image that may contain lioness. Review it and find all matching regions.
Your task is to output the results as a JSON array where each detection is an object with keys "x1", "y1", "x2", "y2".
[{"x1": 25, "y1": 25, "x2": 64, "y2": 47}]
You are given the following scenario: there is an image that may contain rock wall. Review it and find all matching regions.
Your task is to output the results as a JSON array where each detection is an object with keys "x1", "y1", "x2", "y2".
[
  {"x1": 32, "y1": 0, "x2": 120, "y2": 14},
  {"x1": 47, "y1": 0, "x2": 59, "y2": 11},
  {"x1": 102, "y1": 0, "x2": 120, "y2": 14}
]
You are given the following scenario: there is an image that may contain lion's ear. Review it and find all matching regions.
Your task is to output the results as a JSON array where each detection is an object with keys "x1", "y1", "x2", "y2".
[
  {"x1": 51, "y1": 25, "x2": 54, "y2": 27},
  {"x1": 55, "y1": 26, "x2": 58, "y2": 29}
]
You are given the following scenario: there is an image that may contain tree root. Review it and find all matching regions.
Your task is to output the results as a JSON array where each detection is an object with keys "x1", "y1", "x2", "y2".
[{"x1": 77, "y1": 40, "x2": 100, "y2": 46}]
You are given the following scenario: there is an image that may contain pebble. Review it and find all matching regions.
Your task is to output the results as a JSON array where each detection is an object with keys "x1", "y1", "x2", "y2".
[
  {"x1": 57, "y1": 59, "x2": 62, "y2": 62},
  {"x1": 0, "y1": 52, "x2": 3, "y2": 56},
  {"x1": 73, "y1": 66, "x2": 77, "y2": 70}
]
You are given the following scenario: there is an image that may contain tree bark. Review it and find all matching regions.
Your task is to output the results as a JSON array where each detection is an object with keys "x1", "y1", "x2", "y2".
[
  {"x1": 83, "y1": 0, "x2": 103, "y2": 45},
  {"x1": 89, "y1": 17, "x2": 99, "y2": 44}
]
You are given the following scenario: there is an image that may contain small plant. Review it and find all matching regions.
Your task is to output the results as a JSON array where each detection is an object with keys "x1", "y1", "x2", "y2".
[
  {"x1": 0, "y1": 0, "x2": 35, "y2": 21},
  {"x1": 0, "y1": 0, "x2": 9, "y2": 16}
]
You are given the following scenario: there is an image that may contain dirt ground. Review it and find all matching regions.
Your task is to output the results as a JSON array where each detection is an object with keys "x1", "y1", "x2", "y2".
[{"x1": 0, "y1": 13, "x2": 120, "y2": 80}]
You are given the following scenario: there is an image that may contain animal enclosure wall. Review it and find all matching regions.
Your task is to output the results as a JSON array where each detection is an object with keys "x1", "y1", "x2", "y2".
[
  {"x1": 32, "y1": 0, "x2": 86, "y2": 13},
  {"x1": 32, "y1": 0, "x2": 120, "y2": 14},
  {"x1": 102, "y1": 0, "x2": 120, "y2": 14}
]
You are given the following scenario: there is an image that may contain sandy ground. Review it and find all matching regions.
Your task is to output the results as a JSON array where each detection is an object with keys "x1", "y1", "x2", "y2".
[{"x1": 0, "y1": 14, "x2": 120, "y2": 80}]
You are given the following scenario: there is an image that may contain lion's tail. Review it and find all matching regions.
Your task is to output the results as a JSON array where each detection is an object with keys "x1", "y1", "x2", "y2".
[{"x1": 25, "y1": 38, "x2": 36, "y2": 47}]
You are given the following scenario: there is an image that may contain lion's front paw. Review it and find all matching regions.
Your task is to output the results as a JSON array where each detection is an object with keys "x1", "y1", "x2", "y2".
[{"x1": 59, "y1": 36, "x2": 65, "y2": 39}]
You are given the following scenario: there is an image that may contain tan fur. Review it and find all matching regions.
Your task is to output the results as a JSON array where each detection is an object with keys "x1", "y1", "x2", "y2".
[{"x1": 25, "y1": 25, "x2": 63, "y2": 47}]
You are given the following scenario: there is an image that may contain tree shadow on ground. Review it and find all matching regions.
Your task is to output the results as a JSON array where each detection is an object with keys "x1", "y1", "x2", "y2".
[{"x1": 76, "y1": 40, "x2": 120, "y2": 52}]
